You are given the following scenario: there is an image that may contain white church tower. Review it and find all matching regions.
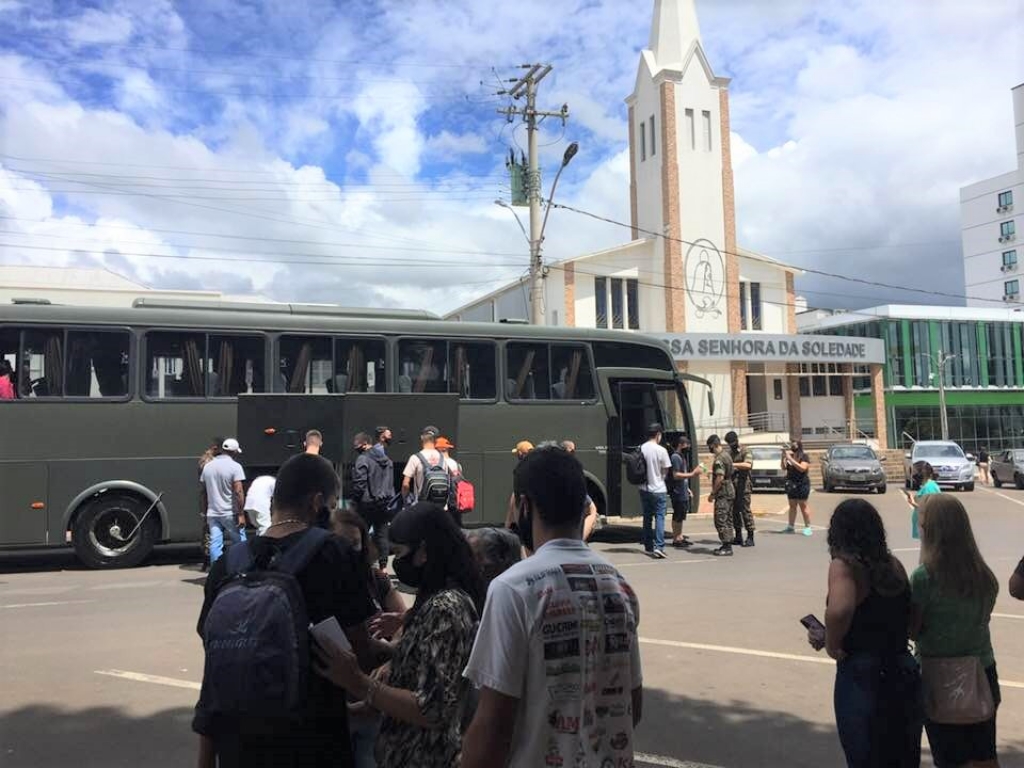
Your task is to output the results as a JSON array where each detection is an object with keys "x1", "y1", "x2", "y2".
[{"x1": 626, "y1": 0, "x2": 746, "y2": 418}]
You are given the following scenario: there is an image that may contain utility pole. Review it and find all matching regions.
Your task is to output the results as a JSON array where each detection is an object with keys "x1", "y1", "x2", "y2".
[
  {"x1": 498, "y1": 65, "x2": 569, "y2": 326},
  {"x1": 930, "y1": 349, "x2": 956, "y2": 440}
]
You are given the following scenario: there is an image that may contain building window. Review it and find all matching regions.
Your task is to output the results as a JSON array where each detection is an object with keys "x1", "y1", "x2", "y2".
[
  {"x1": 610, "y1": 277, "x2": 624, "y2": 329},
  {"x1": 750, "y1": 282, "x2": 762, "y2": 330},
  {"x1": 998, "y1": 190, "x2": 1013, "y2": 208},
  {"x1": 649, "y1": 116, "x2": 655, "y2": 156},
  {"x1": 1006, "y1": 279, "x2": 1020, "y2": 297},
  {"x1": 626, "y1": 278, "x2": 640, "y2": 330},
  {"x1": 772, "y1": 378, "x2": 783, "y2": 400},
  {"x1": 739, "y1": 282, "x2": 749, "y2": 330},
  {"x1": 685, "y1": 109, "x2": 695, "y2": 151},
  {"x1": 595, "y1": 277, "x2": 608, "y2": 328},
  {"x1": 799, "y1": 363, "x2": 844, "y2": 398},
  {"x1": 1001, "y1": 220, "x2": 1016, "y2": 240},
  {"x1": 1004, "y1": 250, "x2": 1018, "y2": 268},
  {"x1": 702, "y1": 110, "x2": 712, "y2": 151},
  {"x1": 639, "y1": 121, "x2": 646, "y2": 161}
]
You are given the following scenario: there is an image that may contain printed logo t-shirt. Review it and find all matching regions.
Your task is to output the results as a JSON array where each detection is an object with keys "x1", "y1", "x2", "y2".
[
  {"x1": 640, "y1": 441, "x2": 671, "y2": 494},
  {"x1": 200, "y1": 454, "x2": 245, "y2": 517},
  {"x1": 464, "y1": 539, "x2": 642, "y2": 768}
]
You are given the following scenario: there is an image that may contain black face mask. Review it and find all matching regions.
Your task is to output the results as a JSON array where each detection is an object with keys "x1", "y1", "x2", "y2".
[
  {"x1": 315, "y1": 505, "x2": 332, "y2": 530},
  {"x1": 517, "y1": 499, "x2": 534, "y2": 552},
  {"x1": 393, "y1": 550, "x2": 425, "y2": 588}
]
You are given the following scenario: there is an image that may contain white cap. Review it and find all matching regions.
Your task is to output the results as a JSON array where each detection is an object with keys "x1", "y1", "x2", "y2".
[{"x1": 222, "y1": 438, "x2": 242, "y2": 454}]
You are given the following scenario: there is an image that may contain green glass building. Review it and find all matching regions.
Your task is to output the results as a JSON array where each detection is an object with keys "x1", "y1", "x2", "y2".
[{"x1": 799, "y1": 305, "x2": 1024, "y2": 452}]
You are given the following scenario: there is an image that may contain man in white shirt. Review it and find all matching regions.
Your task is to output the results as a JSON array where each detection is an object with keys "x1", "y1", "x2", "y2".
[
  {"x1": 401, "y1": 425, "x2": 443, "y2": 500},
  {"x1": 462, "y1": 446, "x2": 642, "y2": 768},
  {"x1": 199, "y1": 438, "x2": 246, "y2": 563},
  {"x1": 243, "y1": 475, "x2": 275, "y2": 535},
  {"x1": 639, "y1": 422, "x2": 672, "y2": 559}
]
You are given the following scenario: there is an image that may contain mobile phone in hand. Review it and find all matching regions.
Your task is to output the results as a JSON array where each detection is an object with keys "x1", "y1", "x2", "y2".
[{"x1": 799, "y1": 614, "x2": 825, "y2": 634}]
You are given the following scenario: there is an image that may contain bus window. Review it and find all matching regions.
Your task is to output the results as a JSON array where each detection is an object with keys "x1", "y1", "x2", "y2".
[
  {"x1": 146, "y1": 331, "x2": 206, "y2": 398},
  {"x1": 21, "y1": 328, "x2": 64, "y2": 397},
  {"x1": 398, "y1": 339, "x2": 446, "y2": 394},
  {"x1": 506, "y1": 342, "x2": 551, "y2": 400},
  {"x1": 278, "y1": 335, "x2": 332, "y2": 393},
  {"x1": 1, "y1": 328, "x2": 19, "y2": 399},
  {"x1": 334, "y1": 337, "x2": 386, "y2": 393},
  {"x1": 551, "y1": 345, "x2": 595, "y2": 400},
  {"x1": 66, "y1": 330, "x2": 130, "y2": 398},
  {"x1": 207, "y1": 334, "x2": 265, "y2": 397},
  {"x1": 450, "y1": 341, "x2": 496, "y2": 400},
  {"x1": 591, "y1": 342, "x2": 673, "y2": 371}
]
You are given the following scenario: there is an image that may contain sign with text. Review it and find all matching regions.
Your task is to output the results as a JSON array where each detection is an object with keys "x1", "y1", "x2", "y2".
[{"x1": 659, "y1": 333, "x2": 885, "y2": 364}]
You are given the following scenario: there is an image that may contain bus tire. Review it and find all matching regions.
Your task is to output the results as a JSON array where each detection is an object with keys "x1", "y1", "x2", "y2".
[{"x1": 72, "y1": 494, "x2": 158, "y2": 569}]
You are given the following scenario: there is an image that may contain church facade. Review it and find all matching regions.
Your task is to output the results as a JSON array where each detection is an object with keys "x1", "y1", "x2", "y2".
[{"x1": 448, "y1": 0, "x2": 887, "y2": 445}]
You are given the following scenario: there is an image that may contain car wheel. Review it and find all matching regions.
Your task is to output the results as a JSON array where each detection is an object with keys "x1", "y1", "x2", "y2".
[
  {"x1": 964, "y1": 483, "x2": 975, "y2": 492},
  {"x1": 993, "y1": 472, "x2": 1002, "y2": 488},
  {"x1": 877, "y1": 484, "x2": 887, "y2": 494},
  {"x1": 72, "y1": 494, "x2": 158, "y2": 569},
  {"x1": 1015, "y1": 473, "x2": 1024, "y2": 490}
]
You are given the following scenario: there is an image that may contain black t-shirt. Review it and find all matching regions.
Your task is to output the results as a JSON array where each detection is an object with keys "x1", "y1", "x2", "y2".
[
  {"x1": 786, "y1": 450, "x2": 811, "y2": 484},
  {"x1": 669, "y1": 451, "x2": 690, "y2": 502},
  {"x1": 194, "y1": 531, "x2": 376, "y2": 768}
]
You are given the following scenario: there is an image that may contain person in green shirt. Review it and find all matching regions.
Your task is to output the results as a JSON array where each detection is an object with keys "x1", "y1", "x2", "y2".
[
  {"x1": 904, "y1": 461, "x2": 940, "y2": 540},
  {"x1": 911, "y1": 493, "x2": 1001, "y2": 768}
]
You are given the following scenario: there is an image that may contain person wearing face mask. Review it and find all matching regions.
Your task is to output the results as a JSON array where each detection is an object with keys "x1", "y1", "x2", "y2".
[
  {"x1": 351, "y1": 430, "x2": 396, "y2": 570},
  {"x1": 194, "y1": 453, "x2": 379, "y2": 768},
  {"x1": 314, "y1": 502, "x2": 485, "y2": 768},
  {"x1": 782, "y1": 438, "x2": 813, "y2": 536}
]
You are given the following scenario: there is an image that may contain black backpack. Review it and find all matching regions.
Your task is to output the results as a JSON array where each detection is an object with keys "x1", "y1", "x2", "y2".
[
  {"x1": 197, "y1": 527, "x2": 331, "y2": 726},
  {"x1": 624, "y1": 448, "x2": 647, "y2": 486},
  {"x1": 417, "y1": 451, "x2": 453, "y2": 506}
]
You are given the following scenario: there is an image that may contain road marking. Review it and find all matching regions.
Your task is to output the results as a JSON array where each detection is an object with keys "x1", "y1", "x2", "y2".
[
  {"x1": 0, "y1": 599, "x2": 95, "y2": 609},
  {"x1": 993, "y1": 612, "x2": 1024, "y2": 621},
  {"x1": 978, "y1": 486, "x2": 1024, "y2": 507},
  {"x1": 636, "y1": 753, "x2": 722, "y2": 768},
  {"x1": 95, "y1": 669, "x2": 201, "y2": 691},
  {"x1": 0, "y1": 586, "x2": 75, "y2": 596},
  {"x1": 88, "y1": 580, "x2": 167, "y2": 591},
  {"x1": 638, "y1": 637, "x2": 1024, "y2": 690},
  {"x1": 617, "y1": 558, "x2": 718, "y2": 569},
  {"x1": 892, "y1": 547, "x2": 920, "y2": 553}
]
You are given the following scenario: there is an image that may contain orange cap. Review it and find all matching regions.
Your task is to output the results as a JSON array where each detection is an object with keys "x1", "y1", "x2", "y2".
[{"x1": 435, "y1": 437, "x2": 455, "y2": 450}]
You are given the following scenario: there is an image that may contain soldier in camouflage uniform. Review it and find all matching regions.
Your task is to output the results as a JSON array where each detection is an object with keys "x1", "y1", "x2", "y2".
[
  {"x1": 725, "y1": 431, "x2": 755, "y2": 548},
  {"x1": 706, "y1": 434, "x2": 736, "y2": 557}
]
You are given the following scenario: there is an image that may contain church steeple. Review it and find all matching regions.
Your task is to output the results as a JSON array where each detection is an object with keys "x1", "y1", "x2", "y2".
[{"x1": 648, "y1": 0, "x2": 702, "y2": 72}]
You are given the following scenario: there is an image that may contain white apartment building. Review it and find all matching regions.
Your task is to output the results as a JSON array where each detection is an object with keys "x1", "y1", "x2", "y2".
[{"x1": 962, "y1": 83, "x2": 1024, "y2": 307}]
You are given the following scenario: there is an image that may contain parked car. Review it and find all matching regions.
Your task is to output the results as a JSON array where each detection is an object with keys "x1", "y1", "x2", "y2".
[
  {"x1": 748, "y1": 445, "x2": 786, "y2": 491},
  {"x1": 822, "y1": 444, "x2": 887, "y2": 493},
  {"x1": 991, "y1": 449, "x2": 1024, "y2": 489},
  {"x1": 903, "y1": 440, "x2": 975, "y2": 491}
]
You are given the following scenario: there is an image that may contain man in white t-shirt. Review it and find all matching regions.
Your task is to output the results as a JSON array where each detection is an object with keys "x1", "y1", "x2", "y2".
[
  {"x1": 401, "y1": 425, "x2": 444, "y2": 500},
  {"x1": 639, "y1": 422, "x2": 672, "y2": 559},
  {"x1": 462, "y1": 446, "x2": 642, "y2": 768},
  {"x1": 243, "y1": 475, "x2": 275, "y2": 535}
]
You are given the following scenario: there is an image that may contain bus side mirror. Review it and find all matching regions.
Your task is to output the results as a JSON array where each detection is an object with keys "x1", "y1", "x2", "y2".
[{"x1": 707, "y1": 390, "x2": 715, "y2": 417}]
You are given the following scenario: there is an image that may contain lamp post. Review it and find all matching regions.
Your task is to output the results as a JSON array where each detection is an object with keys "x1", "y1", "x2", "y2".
[{"x1": 924, "y1": 349, "x2": 957, "y2": 440}]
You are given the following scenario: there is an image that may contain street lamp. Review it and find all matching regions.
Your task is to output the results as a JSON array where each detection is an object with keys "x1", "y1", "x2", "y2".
[
  {"x1": 494, "y1": 199, "x2": 531, "y2": 246},
  {"x1": 923, "y1": 349, "x2": 956, "y2": 440},
  {"x1": 539, "y1": 141, "x2": 579, "y2": 248}
]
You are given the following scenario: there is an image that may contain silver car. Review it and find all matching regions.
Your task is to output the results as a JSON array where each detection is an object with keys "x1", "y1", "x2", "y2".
[
  {"x1": 991, "y1": 449, "x2": 1024, "y2": 489},
  {"x1": 904, "y1": 441, "x2": 975, "y2": 492},
  {"x1": 822, "y1": 444, "x2": 887, "y2": 493}
]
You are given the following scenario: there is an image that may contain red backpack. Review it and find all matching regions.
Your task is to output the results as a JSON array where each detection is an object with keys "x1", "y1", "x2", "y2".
[{"x1": 454, "y1": 477, "x2": 475, "y2": 514}]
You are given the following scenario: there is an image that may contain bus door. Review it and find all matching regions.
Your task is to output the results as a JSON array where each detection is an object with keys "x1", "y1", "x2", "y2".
[
  {"x1": 0, "y1": 462, "x2": 48, "y2": 544},
  {"x1": 608, "y1": 381, "x2": 663, "y2": 518}
]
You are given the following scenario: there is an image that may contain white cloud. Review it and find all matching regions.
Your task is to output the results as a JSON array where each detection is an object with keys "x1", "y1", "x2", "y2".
[
  {"x1": 424, "y1": 130, "x2": 488, "y2": 161},
  {"x1": 64, "y1": 8, "x2": 133, "y2": 46}
]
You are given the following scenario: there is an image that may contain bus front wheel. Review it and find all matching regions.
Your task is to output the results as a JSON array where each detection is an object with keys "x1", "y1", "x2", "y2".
[{"x1": 72, "y1": 494, "x2": 158, "y2": 569}]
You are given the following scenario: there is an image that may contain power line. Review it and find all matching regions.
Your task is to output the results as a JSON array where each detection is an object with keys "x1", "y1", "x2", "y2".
[{"x1": 549, "y1": 202, "x2": 1002, "y2": 307}]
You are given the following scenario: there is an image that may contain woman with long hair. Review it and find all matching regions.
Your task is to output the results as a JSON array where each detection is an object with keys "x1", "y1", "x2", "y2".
[
  {"x1": 782, "y1": 438, "x2": 813, "y2": 536},
  {"x1": 808, "y1": 499, "x2": 922, "y2": 767},
  {"x1": 912, "y1": 494, "x2": 1001, "y2": 768},
  {"x1": 315, "y1": 502, "x2": 485, "y2": 768}
]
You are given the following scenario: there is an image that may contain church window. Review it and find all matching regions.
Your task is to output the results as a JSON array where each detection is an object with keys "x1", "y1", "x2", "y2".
[
  {"x1": 595, "y1": 277, "x2": 608, "y2": 328},
  {"x1": 639, "y1": 121, "x2": 646, "y2": 161},
  {"x1": 685, "y1": 109, "x2": 695, "y2": 151},
  {"x1": 739, "y1": 282, "x2": 749, "y2": 330},
  {"x1": 649, "y1": 116, "x2": 656, "y2": 156},
  {"x1": 702, "y1": 110, "x2": 712, "y2": 151},
  {"x1": 627, "y1": 279, "x2": 640, "y2": 330},
  {"x1": 611, "y1": 278, "x2": 624, "y2": 329},
  {"x1": 751, "y1": 282, "x2": 762, "y2": 330}
]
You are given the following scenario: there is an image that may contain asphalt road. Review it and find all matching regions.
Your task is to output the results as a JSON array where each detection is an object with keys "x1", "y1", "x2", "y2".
[{"x1": 2, "y1": 486, "x2": 1023, "y2": 768}]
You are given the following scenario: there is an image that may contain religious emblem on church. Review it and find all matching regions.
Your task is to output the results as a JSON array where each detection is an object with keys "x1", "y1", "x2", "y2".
[{"x1": 684, "y1": 239, "x2": 725, "y2": 318}]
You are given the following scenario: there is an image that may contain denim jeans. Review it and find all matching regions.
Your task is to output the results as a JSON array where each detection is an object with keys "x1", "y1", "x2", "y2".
[
  {"x1": 207, "y1": 515, "x2": 246, "y2": 563},
  {"x1": 834, "y1": 651, "x2": 923, "y2": 768},
  {"x1": 349, "y1": 713, "x2": 380, "y2": 768},
  {"x1": 640, "y1": 491, "x2": 667, "y2": 553}
]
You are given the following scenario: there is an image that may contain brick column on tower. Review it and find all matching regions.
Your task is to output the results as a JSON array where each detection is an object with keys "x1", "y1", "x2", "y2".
[
  {"x1": 563, "y1": 262, "x2": 576, "y2": 328},
  {"x1": 786, "y1": 364, "x2": 803, "y2": 439},
  {"x1": 871, "y1": 364, "x2": 889, "y2": 448},
  {"x1": 731, "y1": 362, "x2": 748, "y2": 430},
  {"x1": 660, "y1": 81, "x2": 685, "y2": 333}
]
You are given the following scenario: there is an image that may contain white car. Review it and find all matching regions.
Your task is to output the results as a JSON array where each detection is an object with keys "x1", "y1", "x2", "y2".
[
  {"x1": 904, "y1": 441, "x2": 975, "y2": 491},
  {"x1": 747, "y1": 445, "x2": 786, "y2": 492}
]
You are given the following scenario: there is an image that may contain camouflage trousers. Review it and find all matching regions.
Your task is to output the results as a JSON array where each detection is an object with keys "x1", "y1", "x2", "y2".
[
  {"x1": 714, "y1": 492, "x2": 736, "y2": 544},
  {"x1": 732, "y1": 475, "x2": 755, "y2": 534}
]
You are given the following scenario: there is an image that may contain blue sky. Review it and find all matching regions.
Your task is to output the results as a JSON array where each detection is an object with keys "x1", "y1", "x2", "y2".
[{"x1": 0, "y1": 0, "x2": 1021, "y2": 310}]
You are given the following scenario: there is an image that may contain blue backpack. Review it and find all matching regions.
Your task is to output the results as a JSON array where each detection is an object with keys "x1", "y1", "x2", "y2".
[{"x1": 197, "y1": 528, "x2": 331, "y2": 727}]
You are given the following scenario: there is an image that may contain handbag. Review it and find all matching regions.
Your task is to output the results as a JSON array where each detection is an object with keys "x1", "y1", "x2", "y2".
[{"x1": 920, "y1": 656, "x2": 995, "y2": 725}]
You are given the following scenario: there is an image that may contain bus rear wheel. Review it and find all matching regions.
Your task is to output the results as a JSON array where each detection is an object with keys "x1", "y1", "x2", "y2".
[{"x1": 72, "y1": 494, "x2": 158, "y2": 569}]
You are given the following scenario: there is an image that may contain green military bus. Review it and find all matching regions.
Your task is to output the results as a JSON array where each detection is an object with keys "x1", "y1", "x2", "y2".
[{"x1": 0, "y1": 298, "x2": 709, "y2": 568}]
